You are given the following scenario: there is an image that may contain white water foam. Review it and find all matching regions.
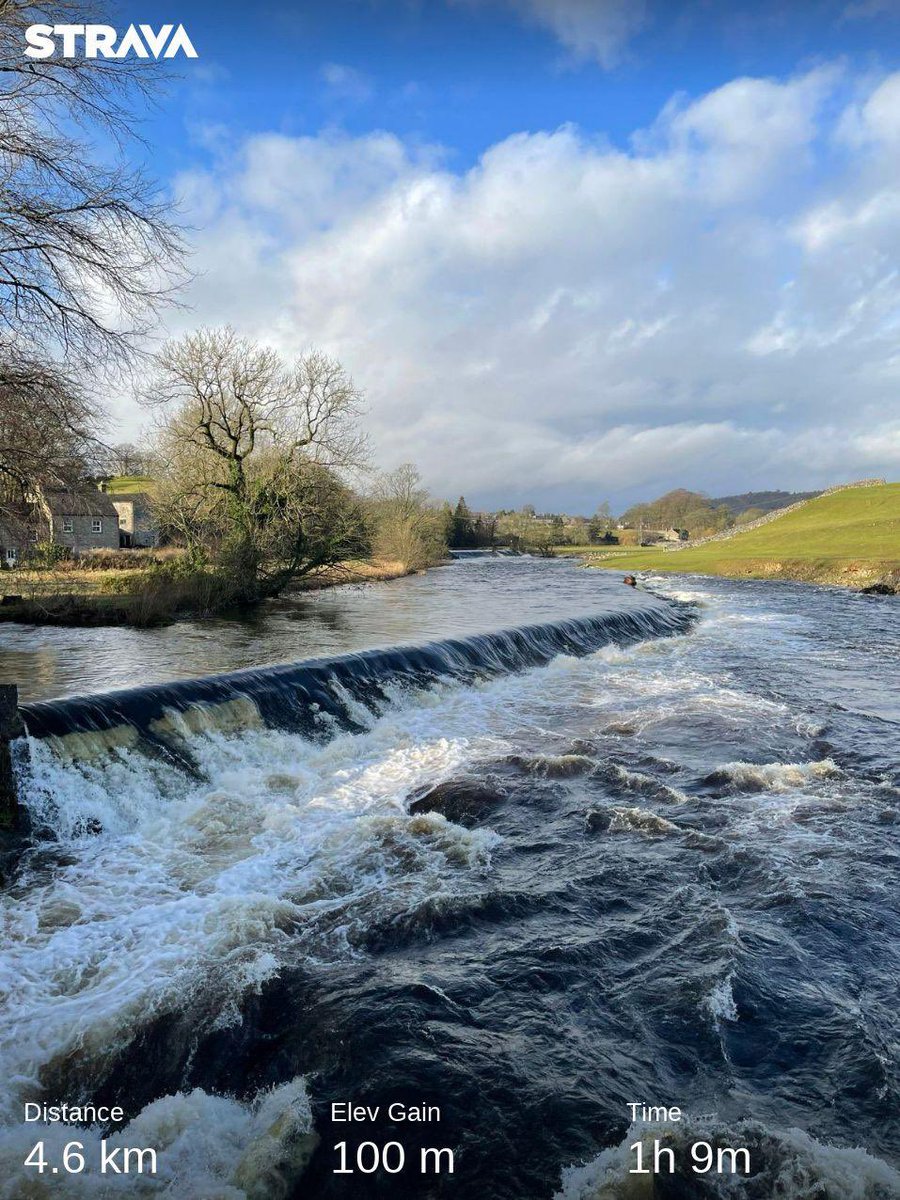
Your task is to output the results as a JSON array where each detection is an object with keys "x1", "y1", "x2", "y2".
[
  {"x1": 714, "y1": 759, "x2": 842, "y2": 792},
  {"x1": 705, "y1": 973, "x2": 739, "y2": 1023},
  {"x1": 4, "y1": 595, "x2": 838, "y2": 1136},
  {"x1": 606, "y1": 806, "x2": 680, "y2": 837},
  {"x1": 5, "y1": 588, "x2": 884, "y2": 1197},
  {"x1": 609, "y1": 764, "x2": 690, "y2": 804},
  {"x1": 4, "y1": 647, "x2": 669, "y2": 1126}
]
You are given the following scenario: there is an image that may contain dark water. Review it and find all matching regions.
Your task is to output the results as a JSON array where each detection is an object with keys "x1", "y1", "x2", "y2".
[
  {"x1": 1, "y1": 560, "x2": 899, "y2": 1198},
  {"x1": 0, "y1": 557, "x2": 658, "y2": 703}
]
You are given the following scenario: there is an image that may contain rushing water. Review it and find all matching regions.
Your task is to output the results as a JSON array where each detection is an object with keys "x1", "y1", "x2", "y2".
[{"x1": 0, "y1": 559, "x2": 898, "y2": 1199}]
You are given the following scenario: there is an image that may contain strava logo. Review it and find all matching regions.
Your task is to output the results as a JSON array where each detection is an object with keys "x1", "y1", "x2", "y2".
[{"x1": 24, "y1": 23, "x2": 198, "y2": 59}]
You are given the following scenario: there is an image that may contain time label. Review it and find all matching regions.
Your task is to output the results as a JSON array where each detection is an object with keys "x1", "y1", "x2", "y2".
[{"x1": 630, "y1": 1138, "x2": 750, "y2": 1176}]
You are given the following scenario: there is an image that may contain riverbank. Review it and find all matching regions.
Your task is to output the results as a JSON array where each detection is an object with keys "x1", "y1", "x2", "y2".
[
  {"x1": 565, "y1": 481, "x2": 900, "y2": 591},
  {"x1": 0, "y1": 558, "x2": 414, "y2": 627},
  {"x1": 570, "y1": 549, "x2": 900, "y2": 590}
]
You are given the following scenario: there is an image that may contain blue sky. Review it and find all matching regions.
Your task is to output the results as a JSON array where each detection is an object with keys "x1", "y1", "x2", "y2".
[
  {"x1": 106, "y1": 0, "x2": 900, "y2": 511},
  {"x1": 133, "y1": 1, "x2": 899, "y2": 179}
]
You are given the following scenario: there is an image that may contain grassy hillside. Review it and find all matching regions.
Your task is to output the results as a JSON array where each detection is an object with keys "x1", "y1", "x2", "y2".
[
  {"x1": 573, "y1": 483, "x2": 900, "y2": 587},
  {"x1": 103, "y1": 475, "x2": 157, "y2": 495}
]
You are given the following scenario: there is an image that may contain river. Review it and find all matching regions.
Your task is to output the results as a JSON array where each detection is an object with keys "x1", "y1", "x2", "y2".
[{"x1": 0, "y1": 557, "x2": 898, "y2": 1199}]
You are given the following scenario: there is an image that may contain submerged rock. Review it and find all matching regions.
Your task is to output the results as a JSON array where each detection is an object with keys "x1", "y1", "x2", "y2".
[{"x1": 409, "y1": 779, "x2": 506, "y2": 823}]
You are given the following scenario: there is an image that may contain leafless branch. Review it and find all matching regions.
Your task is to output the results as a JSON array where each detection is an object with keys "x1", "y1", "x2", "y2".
[{"x1": 0, "y1": 0, "x2": 187, "y2": 366}]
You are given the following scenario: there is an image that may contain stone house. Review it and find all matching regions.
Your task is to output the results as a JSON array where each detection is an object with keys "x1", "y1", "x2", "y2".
[
  {"x1": 0, "y1": 508, "x2": 30, "y2": 568},
  {"x1": 109, "y1": 493, "x2": 159, "y2": 548},
  {"x1": 2, "y1": 489, "x2": 162, "y2": 562},
  {"x1": 639, "y1": 527, "x2": 690, "y2": 545},
  {"x1": 0, "y1": 529, "x2": 17, "y2": 569},
  {"x1": 42, "y1": 491, "x2": 120, "y2": 552}
]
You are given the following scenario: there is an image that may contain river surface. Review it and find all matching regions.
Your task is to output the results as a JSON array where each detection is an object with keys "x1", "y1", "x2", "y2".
[
  {"x1": 0, "y1": 555, "x2": 656, "y2": 703},
  {"x1": 0, "y1": 558, "x2": 898, "y2": 1199}
]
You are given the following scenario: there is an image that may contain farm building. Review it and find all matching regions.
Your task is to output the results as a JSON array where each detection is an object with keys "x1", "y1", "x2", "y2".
[
  {"x1": 0, "y1": 508, "x2": 30, "y2": 568},
  {"x1": 109, "y1": 493, "x2": 159, "y2": 548},
  {"x1": 42, "y1": 491, "x2": 120, "y2": 552}
]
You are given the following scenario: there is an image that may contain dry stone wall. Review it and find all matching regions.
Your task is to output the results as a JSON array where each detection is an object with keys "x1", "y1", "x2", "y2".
[{"x1": 663, "y1": 479, "x2": 886, "y2": 552}]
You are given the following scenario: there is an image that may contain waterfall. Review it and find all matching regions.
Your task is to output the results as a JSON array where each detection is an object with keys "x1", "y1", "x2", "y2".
[{"x1": 18, "y1": 604, "x2": 694, "y2": 768}]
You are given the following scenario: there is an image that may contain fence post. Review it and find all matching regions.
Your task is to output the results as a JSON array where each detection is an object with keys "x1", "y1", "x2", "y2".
[{"x1": 0, "y1": 684, "x2": 23, "y2": 829}]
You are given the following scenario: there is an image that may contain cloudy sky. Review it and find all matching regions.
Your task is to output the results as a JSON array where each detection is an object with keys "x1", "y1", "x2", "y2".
[{"x1": 117, "y1": 0, "x2": 900, "y2": 511}]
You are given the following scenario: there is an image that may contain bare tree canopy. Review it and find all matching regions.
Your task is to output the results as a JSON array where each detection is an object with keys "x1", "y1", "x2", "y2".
[
  {"x1": 102, "y1": 440, "x2": 152, "y2": 477},
  {"x1": 0, "y1": 352, "x2": 104, "y2": 511},
  {"x1": 369, "y1": 463, "x2": 447, "y2": 571},
  {"x1": 146, "y1": 327, "x2": 370, "y2": 603},
  {"x1": 145, "y1": 327, "x2": 368, "y2": 470},
  {"x1": 0, "y1": 0, "x2": 186, "y2": 363}
]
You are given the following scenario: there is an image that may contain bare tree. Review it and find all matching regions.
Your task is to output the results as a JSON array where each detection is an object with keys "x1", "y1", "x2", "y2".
[
  {"x1": 145, "y1": 327, "x2": 370, "y2": 602},
  {"x1": 369, "y1": 463, "x2": 447, "y2": 570},
  {"x1": 103, "y1": 441, "x2": 151, "y2": 477},
  {"x1": 0, "y1": 1, "x2": 186, "y2": 541},
  {"x1": 0, "y1": 352, "x2": 105, "y2": 531},
  {"x1": 0, "y1": 0, "x2": 186, "y2": 364},
  {"x1": 146, "y1": 327, "x2": 367, "y2": 469},
  {"x1": 372, "y1": 463, "x2": 430, "y2": 519}
]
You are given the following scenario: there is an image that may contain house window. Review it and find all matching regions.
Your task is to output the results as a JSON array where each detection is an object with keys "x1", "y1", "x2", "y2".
[
  {"x1": 92, "y1": 518, "x2": 103, "y2": 534},
  {"x1": 7, "y1": 548, "x2": 16, "y2": 562},
  {"x1": 62, "y1": 518, "x2": 74, "y2": 534},
  {"x1": 119, "y1": 515, "x2": 128, "y2": 528}
]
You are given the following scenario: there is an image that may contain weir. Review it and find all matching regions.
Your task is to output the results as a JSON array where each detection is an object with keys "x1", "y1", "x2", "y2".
[
  {"x1": 11, "y1": 602, "x2": 694, "y2": 808},
  {"x1": 0, "y1": 684, "x2": 23, "y2": 827}
]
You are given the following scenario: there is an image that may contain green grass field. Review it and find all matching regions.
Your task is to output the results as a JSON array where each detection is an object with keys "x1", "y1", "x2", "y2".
[
  {"x1": 104, "y1": 475, "x2": 157, "y2": 494},
  {"x1": 565, "y1": 483, "x2": 900, "y2": 587}
]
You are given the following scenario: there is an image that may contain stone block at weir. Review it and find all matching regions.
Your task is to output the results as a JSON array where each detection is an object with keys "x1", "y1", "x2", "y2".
[{"x1": 0, "y1": 684, "x2": 23, "y2": 828}]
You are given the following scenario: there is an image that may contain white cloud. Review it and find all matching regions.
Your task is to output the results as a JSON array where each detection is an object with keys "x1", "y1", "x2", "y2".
[
  {"x1": 841, "y1": 0, "x2": 896, "y2": 20},
  {"x1": 836, "y1": 72, "x2": 900, "y2": 147},
  {"x1": 453, "y1": 0, "x2": 646, "y2": 67},
  {"x1": 501, "y1": 0, "x2": 648, "y2": 66},
  {"x1": 320, "y1": 62, "x2": 374, "y2": 104},
  {"x1": 656, "y1": 67, "x2": 839, "y2": 202},
  {"x1": 156, "y1": 67, "x2": 900, "y2": 509}
]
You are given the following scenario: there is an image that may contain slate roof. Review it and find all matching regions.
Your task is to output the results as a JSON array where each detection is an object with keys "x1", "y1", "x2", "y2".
[{"x1": 43, "y1": 491, "x2": 119, "y2": 518}]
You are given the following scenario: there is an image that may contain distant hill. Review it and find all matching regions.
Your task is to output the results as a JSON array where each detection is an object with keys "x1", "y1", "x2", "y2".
[{"x1": 709, "y1": 489, "x2": 822, "y2": 516}]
